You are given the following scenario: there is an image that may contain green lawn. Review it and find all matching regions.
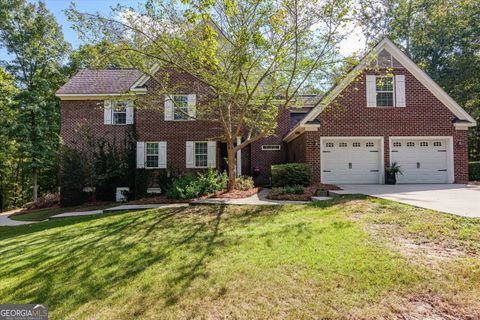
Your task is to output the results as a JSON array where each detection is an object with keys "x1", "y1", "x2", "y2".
[
  {"x1": 9, "y1": 203, "x2": 117, "y2": 221},
  {"x1": 0, "y1": 196, "x2": 479, "y2": 319}
]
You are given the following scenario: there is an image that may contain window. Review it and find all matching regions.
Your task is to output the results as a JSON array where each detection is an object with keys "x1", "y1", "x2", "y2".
[
  {"x1": 326, "y1": 142, "x2": 334, "y2": 148},
  {"x1": 420, "y1": 142, "x2": 428, "y2": 147},
  {"x1": 290, "y1": 112, "x2": 306, "y2": 127},
  {"x1": 407, "y1": 142, "x2": 415, "y2": 147},
  {"x1": 352, "y1": 142, "x2": 361, "y2": 147},
  {"x1": 146, "y1": 142, "x2": 159, "y2": 168},
  {"x1": 434, "y1": 141, "x2": 442, "y2": 147},
  {"x1": 173, "y1": 95, "x2": 189, "y2": 120},
  {"x1": 376, "y1": 77, "x2": 394, "y2": 107},
  {"x1": 393, "y1": 142, "x2": 402, "y2": 147},
  {"x1": 194, "y1": 142, "x2": 208, "y2": 168},
  {"x1": 339, "y1": 142, "x2": 347, "y2": 147},
  {"x1": 261, "y1": 145, "x2": 281, "y2": 151},
  {"x1": 366, "y1": 142, "x2": 374, "y2": 147},
  {"x1": 112, "y1": 101, "x2": 128, "y2": 124}
]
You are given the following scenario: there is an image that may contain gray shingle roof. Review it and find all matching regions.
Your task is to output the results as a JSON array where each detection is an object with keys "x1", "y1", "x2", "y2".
[{"x1": 56, "y1": 69, "x2": 143, "y2": 95}]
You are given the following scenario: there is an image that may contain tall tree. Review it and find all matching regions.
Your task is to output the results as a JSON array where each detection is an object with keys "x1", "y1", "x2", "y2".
[
  {"x1": 67, "y1": 40, "x2": 135, "y2": 75},
  {"x1": 358, "y1": 0, "x2": 480, "y2": 159},
  {"x1": 0, "y1": 67, "x2": 19, "y2": 211},
  {"x1": 0, "y1": 0, "x2": 70, "y2": 201},
  {"x1": 68, "y1": 0, "x2": 351, "y2": 189}
]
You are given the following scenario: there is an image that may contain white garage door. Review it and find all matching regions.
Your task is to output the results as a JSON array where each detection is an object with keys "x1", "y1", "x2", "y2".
[
  {"x1": 321, "y1": 138, "x2": 382, "y2": 184},
  {"x1": 390, "y1": 138, "x2": 450, "y2": 183}
]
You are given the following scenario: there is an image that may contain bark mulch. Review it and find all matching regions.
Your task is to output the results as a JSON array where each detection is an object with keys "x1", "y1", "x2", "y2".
[
  {"x1": 266, "y1": 184, "x2": 341, "y2": 201},
  {"x1": 127, "y1": 188, "x2": 260, "y2": 204}
]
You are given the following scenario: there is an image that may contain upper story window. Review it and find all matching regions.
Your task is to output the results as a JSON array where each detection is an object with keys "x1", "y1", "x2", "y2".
[
  {"x1": 165, "y1": 94, "x2": 196, "y2": 121},
  {"x1": 376, "y1": 77, "x2": 394, "y2": 107},
  {"x1": 104, "y1": 100, "x2": 134, "y2": 125},
  {"x1": 112, "y1": 101, "x2": 128, "y2": 124},
  {"x1": 173, "y1": 95, "x2": 189, "y2": 120},
  {"x1": 194, "y1": 142, "x2": 208, "y2": 168}
]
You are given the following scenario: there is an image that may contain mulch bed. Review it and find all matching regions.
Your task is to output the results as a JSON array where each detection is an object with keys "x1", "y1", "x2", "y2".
[
  {"x1": 127, "y1": 188, "x2": 260, "y2": 204},
  {"x1": 266, "y1": 184, "x2": 342, "y2": 201}
]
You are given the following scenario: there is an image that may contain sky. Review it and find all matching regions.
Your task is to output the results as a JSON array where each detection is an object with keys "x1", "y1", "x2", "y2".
[{"x1": 1, "y1": 0, "x2": 365, "y2": 59}]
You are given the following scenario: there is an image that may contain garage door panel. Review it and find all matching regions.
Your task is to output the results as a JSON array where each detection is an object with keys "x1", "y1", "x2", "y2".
[
  {"x1": 391, "y1": 138, "x2": 449, "y2": 184},
  {"x1": 322, "y1": 138, "x2": 382, "y2": 184}
]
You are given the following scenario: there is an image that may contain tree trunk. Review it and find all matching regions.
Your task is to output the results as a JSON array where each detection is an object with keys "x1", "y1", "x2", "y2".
[
  {"x1": 32, "y1": 167, "x2": 38, "y2": 202},
  {"x1": 227, "y1": 145, "x2": 237, "y2": 191}
]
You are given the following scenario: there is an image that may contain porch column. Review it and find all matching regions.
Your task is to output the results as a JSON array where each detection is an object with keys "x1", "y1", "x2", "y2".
[{"x1": 236, "y1": 136, "x2": 242, "y2": 176}]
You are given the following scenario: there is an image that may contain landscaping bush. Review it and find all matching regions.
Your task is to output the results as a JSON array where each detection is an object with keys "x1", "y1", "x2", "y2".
[
  {"x1": 235, "y1": 176, "x2": 255, "y2": 190},
  {"x1": 166, "y1": 168, "x2": 227, "y2": 199},
  {"x1": 469, "y1": 161, "x2": 480, "y2": 181},
  {"x1": 271, "y1": 163, "x2": 312, "y2": 187},
  {"x1": 271, "y1": 185, "x2": 305, "y2": 195}
]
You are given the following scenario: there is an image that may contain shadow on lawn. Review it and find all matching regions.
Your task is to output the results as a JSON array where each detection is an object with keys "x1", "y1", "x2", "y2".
[{"x1": 0, "y1": 199, "x2": 357, "y2": 316}]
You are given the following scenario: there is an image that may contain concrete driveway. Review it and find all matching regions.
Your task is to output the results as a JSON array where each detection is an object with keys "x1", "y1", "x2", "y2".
[{"x1": 336, "y1": 184, "x2": 480, "y2": 218}]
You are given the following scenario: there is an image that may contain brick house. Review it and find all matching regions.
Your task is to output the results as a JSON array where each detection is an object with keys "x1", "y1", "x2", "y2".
[{"x1": 57, "y1": 38, "x2": 476, "y2": 191}]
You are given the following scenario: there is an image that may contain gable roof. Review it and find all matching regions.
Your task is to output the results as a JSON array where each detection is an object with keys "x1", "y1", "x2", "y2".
[
  {"x1": 56, "y1": 69, "x2": 144, "y2": 98},
  {"x1": 284, "y1": 38, "x2": 477, "y2": 142}
]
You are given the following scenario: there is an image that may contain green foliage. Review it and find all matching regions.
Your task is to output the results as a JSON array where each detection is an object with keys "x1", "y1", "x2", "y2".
[
  {"x1": 385, "y1": 162, "x2": 403, "y2": 175},
  {"x1": 469, "y1": 161, "x2": 480, "y2": 181},
  {"x1": 0, "y1": 0, "x2": 70, "y2": 202},
  {"x1": 234, "y1": 175, "x2": 255, "y2": 191},
  {"x1": 166, "y1": 168, "x2": 227, "y2": 199},
  {"x1": 67, "y1": 40, "x2": 134, "y2": 74},
  {"x1": 271, "y1": 185, "x2": 305, "y2": 195},
  {"x1": 271, "y1": 163, "x2": 312, "y2": 187}
]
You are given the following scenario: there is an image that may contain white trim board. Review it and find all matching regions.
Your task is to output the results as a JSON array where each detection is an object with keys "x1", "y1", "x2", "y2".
[
  {"x1": 284, "y1": 38, "x2": 476, "y2": 142},
  {"x1": 320, "y1": 136, "x2": 385, "y2": 184},
  {"x1": 388, "y1": 136, "x2": 454, "y2": 183}
]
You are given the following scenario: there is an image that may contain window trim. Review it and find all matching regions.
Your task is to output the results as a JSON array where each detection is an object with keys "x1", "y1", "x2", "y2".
[
  {"x1": 112, "y1": 100, "x2": 128, "y2": 125},
  {"x1": 261, "y1": 145, "x2": 281, "y2": 151},
  {"x1": 193, "y1": 141, "x2": 209, "y2": 168},
  {"x1": 145, "y1": 142, "x2": 161, "y2": 169},
  {"x1": 375, "y1": 76, "x2": 396, "y2": 107}
]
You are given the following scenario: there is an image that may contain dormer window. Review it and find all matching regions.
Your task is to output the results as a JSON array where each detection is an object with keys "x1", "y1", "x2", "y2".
[{"x1": 376, "y1": 77, "x2": 394, "y2": 107}]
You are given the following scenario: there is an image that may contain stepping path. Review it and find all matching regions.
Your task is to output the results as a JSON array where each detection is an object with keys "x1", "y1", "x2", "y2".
[
  {"x1": 191, "y1": 189, "x2": 312, "y2": 205},
  {"x1": 0, "y1": 209, "x2": 38, "y2": 226}
]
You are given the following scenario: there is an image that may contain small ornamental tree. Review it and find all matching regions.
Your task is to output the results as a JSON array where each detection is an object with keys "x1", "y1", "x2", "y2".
[{"x1": 68, "y1": 0, "x2": 352, "y2": 190}]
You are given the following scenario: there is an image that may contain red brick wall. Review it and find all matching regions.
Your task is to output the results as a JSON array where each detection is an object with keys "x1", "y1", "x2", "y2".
[
  {"x1": 250, "y1": 108, "x2": 290, "y2": 185},
  {"x1": 60, "y1": 100, "x2": 131, "y2": 148},
  {"x1": 288, "y1": 68, "x2": 469, "y2": 183}
]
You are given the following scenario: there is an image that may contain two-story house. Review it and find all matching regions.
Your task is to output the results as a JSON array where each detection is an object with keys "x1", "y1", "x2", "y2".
[{"x1": 57, "y1": 38, "x2": 476, "y2": 191}]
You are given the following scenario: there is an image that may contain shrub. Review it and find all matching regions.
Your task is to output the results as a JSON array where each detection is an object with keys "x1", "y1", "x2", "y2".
[
  {"x1": 235, "y1": 176, "x2": 255, "y2": 190},
  {"x1": 469, "y1": 161, "x2": 480, "y2": 181},
  {"x1": 271, "y1": 163, "x2": 312, "y2": 187},
  {"x1": 60, "y1": 147, "x2": 88, "y2": 206},
  {"x1": 271, "y1": 185, "x2": 304, "y2": 195},
  {"x1": 166, "y1": 168, "x2": 227, "y2": 199}
]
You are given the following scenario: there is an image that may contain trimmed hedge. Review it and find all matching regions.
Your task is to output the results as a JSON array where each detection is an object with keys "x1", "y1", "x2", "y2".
[
  {"x1": 271, "y1": 163, "x2": 312, "y2": 187},
  {"x1": 469, "y1": 161, "x2": 480, "y2": 181}
]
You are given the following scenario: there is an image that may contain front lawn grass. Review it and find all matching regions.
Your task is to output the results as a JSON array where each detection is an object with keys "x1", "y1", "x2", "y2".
[
  {"x1": 0, "y1": 196, "x2": 479, "y2": 319},
  {"x1": 9, "y1": 203, "x2": 117, "y2": 221}
]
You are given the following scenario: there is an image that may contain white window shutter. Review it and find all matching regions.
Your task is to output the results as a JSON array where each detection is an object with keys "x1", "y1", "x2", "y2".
[
  {"x1": 104, "y1": 100, "x2": 112, "y2": 124},
  {"x1": 188, "y1": 94, "x2": 196, "y2": 119},
  {"x1": 164, "y1": 95, "x2": 174, "y2": 121},
  {"x1": 126, "y1": 101, "x2": 134, "y2": 124},
  {"x1": 158, "y1": 141, "x2": 167, "y2": 168},
  {"x1": 366, "y1": 75, "x2": 377, "y2": 107},
  {"x1": 395, "y1": 75, "x2": 406, "y2": 107},
  {"x1": 207, "y1": 141, "x2": 217, "y2": 168},
  {"x1": 186, "y1": 141, "x2": 194, "y2": 168},
  {"x1": 136, "y1": 142, "x2": 145, "y2": 168}
]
